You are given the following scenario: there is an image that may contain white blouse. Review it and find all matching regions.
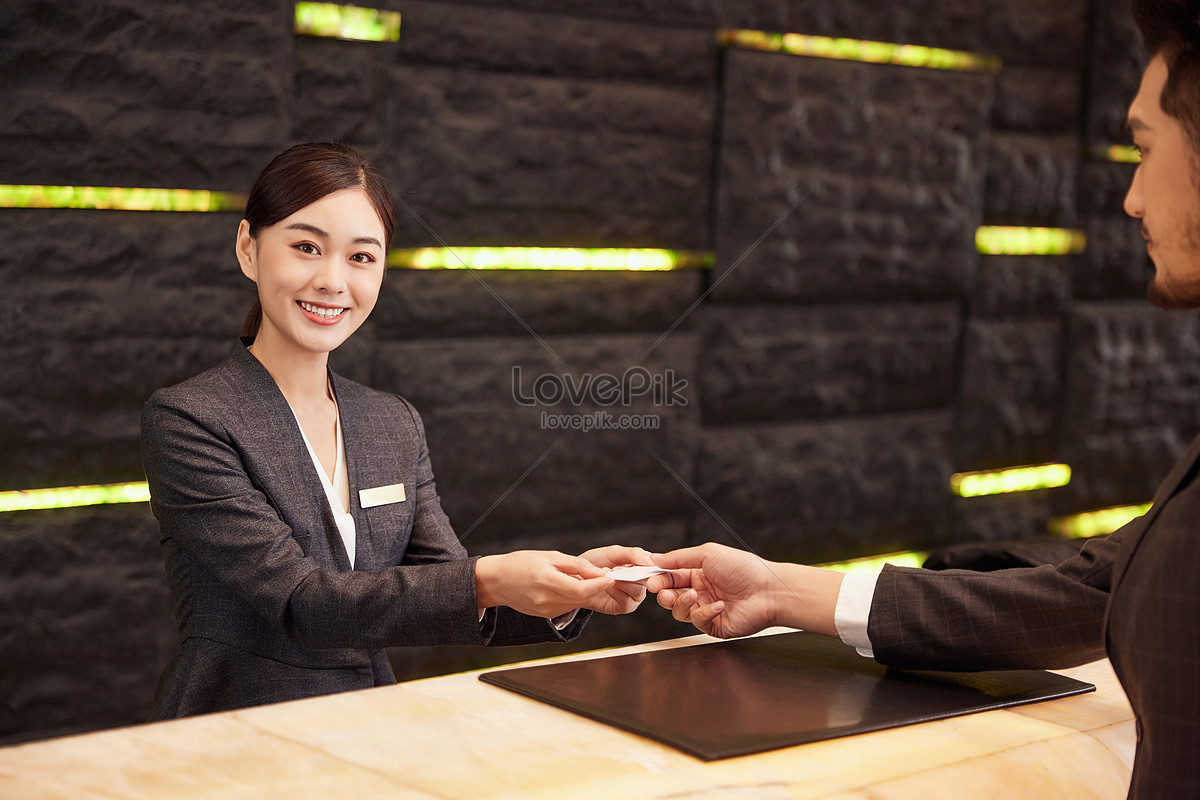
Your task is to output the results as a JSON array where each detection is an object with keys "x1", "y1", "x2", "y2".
[{"x1": 289, "y1": 403, "x2": 356, "y2": 569}]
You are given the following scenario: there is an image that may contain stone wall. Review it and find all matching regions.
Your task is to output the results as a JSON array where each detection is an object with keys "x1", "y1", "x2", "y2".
[{"x1": 2, "y1": 0, "x2": 1184, "y2": 744}]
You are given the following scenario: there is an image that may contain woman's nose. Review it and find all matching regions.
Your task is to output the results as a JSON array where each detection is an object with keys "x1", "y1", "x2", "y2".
[{"x1": 313, "y1": 258, "x2": 348, "y2": 293}]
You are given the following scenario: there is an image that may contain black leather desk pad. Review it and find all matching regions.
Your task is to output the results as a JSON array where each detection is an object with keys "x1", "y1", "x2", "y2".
[{"x1": 480, "y1": 631, "x2": 1095, "y2": 761}]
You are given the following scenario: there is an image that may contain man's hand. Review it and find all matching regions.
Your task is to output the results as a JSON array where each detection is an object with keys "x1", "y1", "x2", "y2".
[
  {"x1": 645, "y1": 543, "x2": 780, "y2": 639},
  {"x1": 646, "y1": 543, "x2": 844, "y2": 639}
]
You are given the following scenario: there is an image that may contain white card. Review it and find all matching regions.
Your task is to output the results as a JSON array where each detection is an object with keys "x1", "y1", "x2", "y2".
[
  {"x1": 607, "y1": 565, "x2": 669, "y2": 582},
  {"x1": 359, "y1": 483, "x2": 407, "y2": 509}
]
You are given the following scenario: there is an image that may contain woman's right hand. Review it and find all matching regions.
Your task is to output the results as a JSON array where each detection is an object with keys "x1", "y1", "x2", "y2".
[{"x1": 475, "y1": 551, "x2": 617, "y2": 620}]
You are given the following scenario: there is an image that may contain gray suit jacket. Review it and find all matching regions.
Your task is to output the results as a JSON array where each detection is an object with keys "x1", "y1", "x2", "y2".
[
  {"x1": 868, "y1": 434, "x2": 1200, "y2": 799},
  {"x1": 142, "y1": 341, "x2": 586, "y2": 719}
]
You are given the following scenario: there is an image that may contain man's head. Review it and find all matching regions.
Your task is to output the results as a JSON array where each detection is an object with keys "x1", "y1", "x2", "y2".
[{"x1": 1126, "y1": 0, "x2": 1200, "y2": 308}]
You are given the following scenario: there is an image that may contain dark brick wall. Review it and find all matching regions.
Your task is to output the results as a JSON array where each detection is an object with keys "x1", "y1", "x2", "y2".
[{"x1": 1, "y1": 0, "x2": 1186, "y2": 744}]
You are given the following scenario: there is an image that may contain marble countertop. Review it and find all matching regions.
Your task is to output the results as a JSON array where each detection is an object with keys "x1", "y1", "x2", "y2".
[{"x1": 0, "y1": 630, "x2": 1135, "y2": 799}]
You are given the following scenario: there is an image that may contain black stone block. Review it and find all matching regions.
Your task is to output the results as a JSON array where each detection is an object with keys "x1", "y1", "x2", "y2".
[
  {"x1": 953, "y1": 318, "x2": 1065, "y2": 471},
  {"x1": 1084, "y1": 0, "x2": 1147, "y2": 145},
  {"x1": 0, "y1": 505, "x2": 174, "y2": 745},
  {"x1": 690, "y1": 412, "x2": 954, "y2": 563},
  {"x1": 992, "y1": 67, "x2": 1079, "y2": 133},
  {"x1": 396, "y1": 1, "x2": 716, "y2": 85},
  {"x1": 984, "y1": 0, "x2": 1087, "y2": 69},
  {"x1": 969, "y1": 256, "x2": 1072, "y2": 316},
  {"x1": 983, "y1": 132, "x2": 1079, "y2": 226},
  {"x1": 1058, "y1": 303, "x2": 1200, "y2": 510},
  {"x1": 711, "y1": 50, "x2": 990, "y2": 303},
  {"x1": 380, "y1": 64, "x2": 714, "y2": 248},
  {"x1": 699, "y1": 302, "x2": 961, "y2": 426}
]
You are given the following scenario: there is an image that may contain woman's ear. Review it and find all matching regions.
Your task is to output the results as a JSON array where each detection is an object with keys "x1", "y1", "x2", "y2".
[{"x1": 235, "y1": 219, "x2": 257, "y2": 282}]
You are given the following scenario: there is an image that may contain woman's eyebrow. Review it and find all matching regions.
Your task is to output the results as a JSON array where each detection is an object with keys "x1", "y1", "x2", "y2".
[
  {"x1": 285, "y1": 222, "x2": 328, "y2": 238},
  {"x1": 285, "y1": 223, "x2": 381, "y2": 249}
]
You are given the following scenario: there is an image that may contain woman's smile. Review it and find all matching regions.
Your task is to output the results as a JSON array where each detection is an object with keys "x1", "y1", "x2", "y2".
[{"x1": 297, "y1": 300, "x2": 348, "y2": 325}]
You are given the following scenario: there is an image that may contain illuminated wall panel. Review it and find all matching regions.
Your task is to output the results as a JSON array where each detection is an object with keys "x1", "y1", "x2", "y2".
[
  {"x1": 294, "y1": 2, "x2": 401, "y2": 42},
  {"x1": 975, "y1": 226, "x2": 1087, "y2": 256},
  {"x1": 0, "y1": 185, "x2": 246, "y2": 212},
  {"x1": 388, "y1": 247, "x2": 714, "y2": 271},
  {"x1": 718, "y1": 29, "x2": 1000, "y2": 72},
  {"x1": 0, "y1": 482, "x2": 151, "y2": 514},
  {"x1": 951, "y1": 463, "x2": 1072, "y2": 498}
]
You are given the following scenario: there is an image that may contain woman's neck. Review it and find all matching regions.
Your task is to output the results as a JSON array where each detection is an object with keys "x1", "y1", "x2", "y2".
[{"x1": 247, "y1": 333, "x2": 332, "y2": 408}]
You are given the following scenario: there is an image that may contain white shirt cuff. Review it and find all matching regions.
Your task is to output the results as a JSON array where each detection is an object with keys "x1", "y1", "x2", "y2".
[
  {"x1": 550, "y1": 609, "x2": 579, "y2": 630},
  {"x1": 834, "y1": 571, "x2": 880, "y2": 658}
]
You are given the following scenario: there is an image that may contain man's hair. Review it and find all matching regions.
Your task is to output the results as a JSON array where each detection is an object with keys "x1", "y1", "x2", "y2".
[{"x1": 1135, "y1": 0, "x2": 1200, "y2": 151}]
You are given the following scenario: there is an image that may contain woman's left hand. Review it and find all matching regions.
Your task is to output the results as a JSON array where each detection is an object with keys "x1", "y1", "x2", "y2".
[{"x1": 578, "y1": 545, "x2": 657, "y2": 615}]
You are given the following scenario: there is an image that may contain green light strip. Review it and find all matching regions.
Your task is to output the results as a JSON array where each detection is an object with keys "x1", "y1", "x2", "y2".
[
  {"x1": 0, "y1": 185, "x2": 246, "y2": 212},
  {"x1": 951, "y1": 462, "x2": 1072, "y2": 498},
  {"x1": 820, "y1": 551, "x2": 928, "y2": 574},
  {"x1": 1089, "y1": 144, "x2": 1141, "y2": 164},
  {"x1": 0, "y1": 482, "x2": 150, "y2": 514},
  {"x1": 718, "y1": 29, "x2": 1000, "y2": 72},
  {"x1": 388, "y1": 247, "x2": 715, "y2": 272},
  {"x1": 1050, "y1": 503, "x2": 1151, "y2": 539},
  {"x1": 294, "y1": 2, "x2": 401, "y2": 42},
  {"x1": 975, "y1": 226, "x2": 1087, "y2": 256}
]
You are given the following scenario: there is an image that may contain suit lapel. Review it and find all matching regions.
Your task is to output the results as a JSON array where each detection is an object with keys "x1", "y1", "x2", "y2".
[
  {"x1": 226, "y1": 342, "x2": 351, "y2": 571},
  {"x1": 332, "y1": 372, "x2": 417, "y2": 571},
  {"x1": 332, "y1": 372, "x2": 378, "y2": 570}
]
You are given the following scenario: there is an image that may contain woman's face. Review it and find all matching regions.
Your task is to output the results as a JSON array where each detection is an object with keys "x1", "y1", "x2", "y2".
[{"x1": 236, "y1": 187, "x2": 387, "y2": 359}]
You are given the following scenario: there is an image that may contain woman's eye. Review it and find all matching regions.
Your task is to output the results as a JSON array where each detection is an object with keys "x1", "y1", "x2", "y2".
[
  {"x1": 350, "y1": 252, "x2": 377, "y2": 263},
  {"x1": 295, "y1": 242, "x2": 318, "y2": 255}
]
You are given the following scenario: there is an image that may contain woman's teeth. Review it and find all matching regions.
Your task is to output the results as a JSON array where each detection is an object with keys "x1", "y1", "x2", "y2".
[{"x1": 299, "y1": 302, "x2": 345, "y2": 318}]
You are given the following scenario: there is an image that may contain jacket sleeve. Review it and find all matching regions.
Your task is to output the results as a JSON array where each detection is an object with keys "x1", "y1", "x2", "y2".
[
  {"x1": 867, "y1": 524, "x2": 1127, "y2": 671},
  {"x1": 390, "y1": 397, "x2": 591, "y2": 646},
  {"x1": 142, "y1": 391, "x2": 492, "y2": 650}
]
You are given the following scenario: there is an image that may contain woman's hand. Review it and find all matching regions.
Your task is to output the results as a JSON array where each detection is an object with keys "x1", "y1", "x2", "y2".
[
  {"x1": 578, "y1": 544, "x2": 656, "y2": 615},
  {"x1": 475, "y1": 550, "x2": 616, "y2": 620}
]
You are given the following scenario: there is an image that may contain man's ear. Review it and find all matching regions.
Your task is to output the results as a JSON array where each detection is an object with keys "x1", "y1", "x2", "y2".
[{"x1": 235, "y1": 219, "x2": 257, "y2": 282}]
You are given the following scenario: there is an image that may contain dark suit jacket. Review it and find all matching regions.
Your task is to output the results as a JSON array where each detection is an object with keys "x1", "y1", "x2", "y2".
[
  {"x1": 142, "y1": 341, "x2": 587, "y2": 719},
  {"x1": 868, "y1": 435, "x2": 1200, "y2": 799}
]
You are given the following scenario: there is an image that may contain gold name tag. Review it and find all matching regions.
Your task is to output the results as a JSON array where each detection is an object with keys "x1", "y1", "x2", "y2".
[{"x1": 359, "y1": 483, "x2": 407, "y2": 509}]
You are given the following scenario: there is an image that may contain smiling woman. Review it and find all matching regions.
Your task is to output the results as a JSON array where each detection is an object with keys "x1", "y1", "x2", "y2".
[{"x1": 139, "y1": 143, "x2": 654, "y2": 720}]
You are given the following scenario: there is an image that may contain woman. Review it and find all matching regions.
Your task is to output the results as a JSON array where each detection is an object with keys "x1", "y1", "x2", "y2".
[{"x1": 142, "y1": 142, "x2": 650, "y2": 719}]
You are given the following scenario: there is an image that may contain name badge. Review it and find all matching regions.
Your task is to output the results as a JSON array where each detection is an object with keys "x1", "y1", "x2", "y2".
[{"x1": 359, "y1": 483, "x2": 407, "y2": 509}]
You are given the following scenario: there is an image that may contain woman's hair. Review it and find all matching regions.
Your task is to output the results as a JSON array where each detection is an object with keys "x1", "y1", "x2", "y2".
[
  {"x1": 1135, "y1": 0, "x2": 1200, "y2": 162},
  {"x1": 239, "y1": 142, "x2": 395, "y2": 338}
]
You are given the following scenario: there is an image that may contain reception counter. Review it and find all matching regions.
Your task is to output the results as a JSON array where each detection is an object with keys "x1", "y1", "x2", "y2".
[{"x1": 0, "y1": 630, "x2": 1135, "y2": 799}]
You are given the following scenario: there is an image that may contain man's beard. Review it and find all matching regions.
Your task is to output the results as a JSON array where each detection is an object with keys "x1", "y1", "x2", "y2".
[
  {"x1": 1144, "y1": 219, "x2": 1200, "y2": 309},
  {"x1": 1148, "y1": 269, "x2": 1200, "y2": 309}
]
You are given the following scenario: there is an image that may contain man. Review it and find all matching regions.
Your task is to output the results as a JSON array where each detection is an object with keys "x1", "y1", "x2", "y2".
[{"x1": 648, "y1": 1, "x2": 1200, "y2": 796}]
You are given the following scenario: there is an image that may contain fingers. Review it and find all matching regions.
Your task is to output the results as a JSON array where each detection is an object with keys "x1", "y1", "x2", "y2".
[
  {"x1": 690, "y1": 600, "x2": 726, "y2": 627},
  {"x1": 644, "y1": 569, "x2": 690, "y2": 594},
  {"x1": 650, "y1": 543, "x2": 719, "y2": 571},
  {"x1": 568, "y1": 574, "x2": 617, "y2": 599},
  {"x1": 656, "y1": 587, "x2": 726, "y2": 634},
  {"x1": 578, "y1": 544, "x2": 655, "y2": 569},
  {"x1": 656, "y1": 587, "x2": 700, "y2": 617},
  {"x1": 553, "y1": 552, "x2": 609, "y2": 580},
  {"x1": 610, "y1": 580, "x2": 647, "y2": 603}
]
